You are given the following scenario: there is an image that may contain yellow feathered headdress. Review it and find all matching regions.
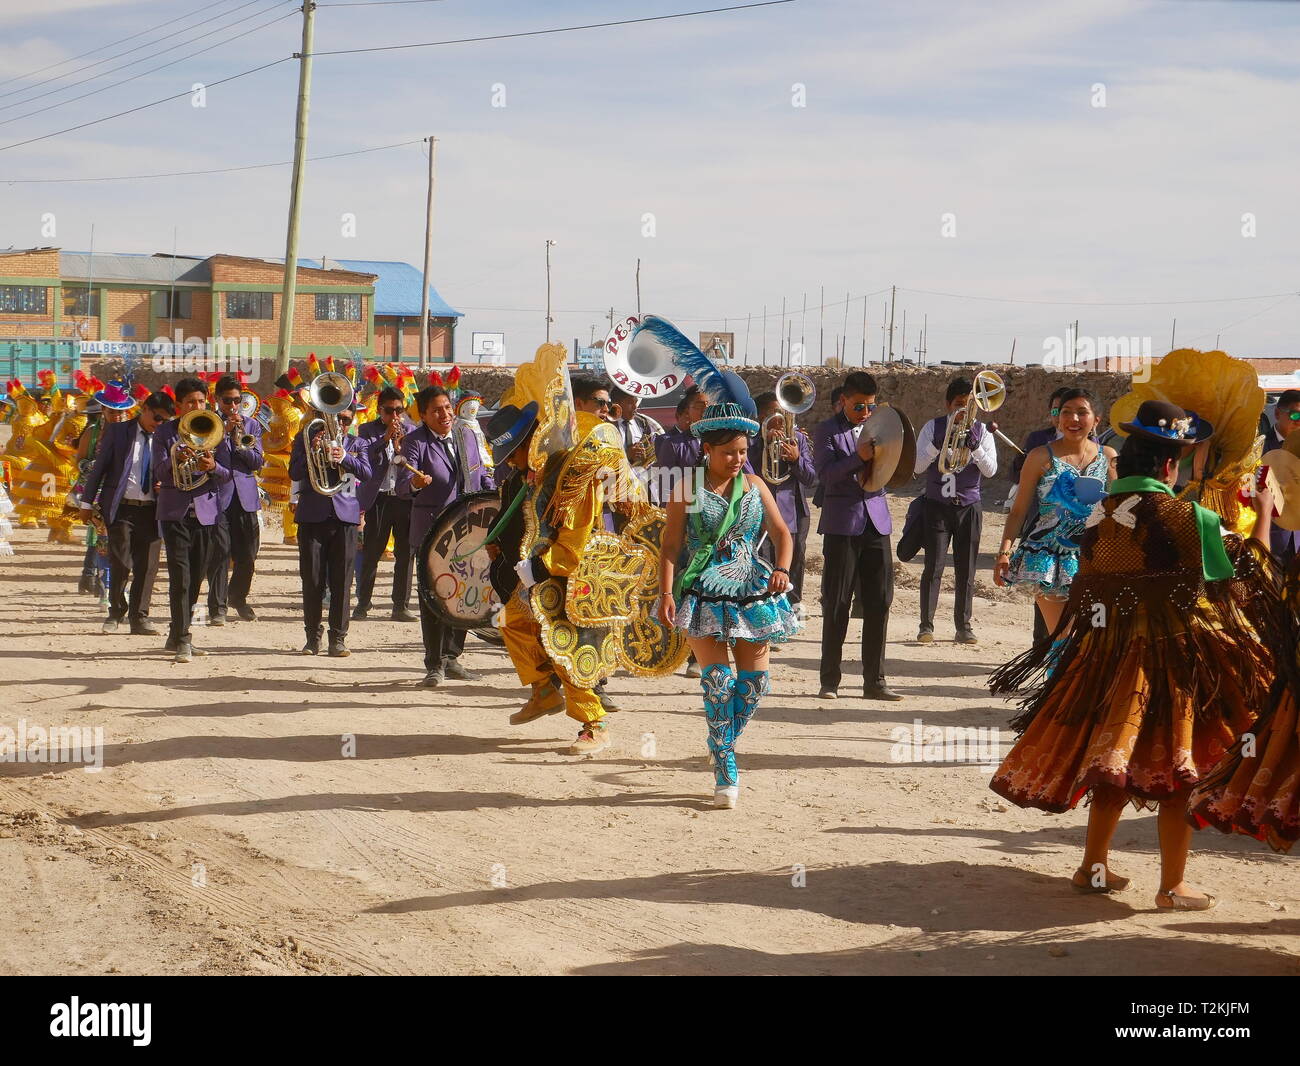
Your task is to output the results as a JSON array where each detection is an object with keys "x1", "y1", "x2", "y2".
[
  {"x1": 500, "y1": 342, "x2": 577, "y2": 473},
  {"x1": 1110, "y1": 348, "x2": 1265, "y2": 532}
]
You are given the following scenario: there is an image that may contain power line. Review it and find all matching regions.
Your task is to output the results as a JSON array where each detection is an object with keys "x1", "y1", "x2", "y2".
[
  {"x1": 306, "y1": 0, "x2": 796, "y2": 57},
  {"x1": 0, "y1": 137, "x2": 424, "y2": 183},
  {"x1": 0, "y1": 0, "x2": 290, "y2": 108},
  {"x1": 0, "y1": 5, "x2": 299, "y2": 129},
  {"x1": 0, "y1": 57, "x2": 291, "y2": 154},
  {"x1": 318, "y1": 0, "x2": 451, "y2": 5},
  {"x1": 0, "y1": 0, "x2": 248, "y2": 90},
  {"x1": 896, "y1": 284, "x2": 1300, "y2": 308}
]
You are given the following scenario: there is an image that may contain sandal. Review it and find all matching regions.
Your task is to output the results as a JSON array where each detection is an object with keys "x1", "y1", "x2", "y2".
[
  {"x1": 1155, "y1": 889, "x2": 1217, "y2": 911},
  {"x1": 1071, "y1": 867, "x2": 1130, "y2": 894}
]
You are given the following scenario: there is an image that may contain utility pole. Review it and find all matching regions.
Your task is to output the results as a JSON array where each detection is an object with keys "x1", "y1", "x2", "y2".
[
  {"x1": 887, "y1": 284, "x2": 896, "y2": 362},
  {"x1": 418, "y1": 134, "x2": 437, "y2": 369},
  {"x1": 841, "y1": 290, "x2": 849, "y2": 366},
  {"x1": 274, "y1": 0, "x2": 317, "y2": 377},
  {"x1": 744, "y1": 312, "x2": 751, "y2": 365},
  {"x1": 545, "y1": 239, "x2": 556, "y2": 342},
  {"x1": 762, "y1": 304, "x2": 767, "y2": 365},
  {"x1": 900, "y1": 309, "x2": 906, "y2": 363},
  {"x1": 780, "y1": 296, "x2": 787, "y2": 366},
  {"x1": 818, "y1": 286, "x2": 824, "y2": 365},
  {"x1": 800, "y1": 292, "x2": 807, "y2": 362},
  {"x1": 1010, "y1": 337, "x2": 1016, "y2": 365},
  {"x1": 635, "y1": 258, "x2": 641, "y2": 316},
  {"x1": 860, "y1": 295, "x2": 867, "y2": 366},
  {"x1": 1171, "y1": 318, "x2": 1177, "y2": 352}
]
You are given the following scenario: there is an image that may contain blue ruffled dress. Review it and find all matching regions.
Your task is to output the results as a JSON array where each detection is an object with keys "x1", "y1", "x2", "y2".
[
  {"x1": 675, "y1": 477, "x2": 802, "y2": 645},
  {"x1": 1007, "y1": 450, "x2": 1109, "y2": 598}
]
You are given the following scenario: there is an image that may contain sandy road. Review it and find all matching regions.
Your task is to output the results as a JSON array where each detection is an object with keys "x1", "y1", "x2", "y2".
[{"x1": 0, "y1": 505, "x2": 1296, "y2": 976}]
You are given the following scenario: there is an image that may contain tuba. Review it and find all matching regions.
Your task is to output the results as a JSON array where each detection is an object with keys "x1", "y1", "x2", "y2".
[
  {"x1": 304, "y1": 371, "x2": 354, "y2": 496},
  {"x1": 171, "y1": 408, "x2": 225, "y2": 490},
  {"x1": 762, "y1": 371, "x2": 815, "y2": 484},
  {"x1": 938, "y1": 369, "x2": 1020, "y2": 475}
]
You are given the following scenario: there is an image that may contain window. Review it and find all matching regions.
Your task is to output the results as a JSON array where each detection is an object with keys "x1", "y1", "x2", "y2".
[
  {"x1": 225, "y1": 291, "x2": 274, "y2": 319},
  {"x1": 314, "y1": 292, "x2": 361, "y2": 321},
  {"x1": 63, "y1": 289, "x2": 100, "y2": 317},
  {"x1": 156, "y1": 290, "x2": 193, "y2": 319},
  {"x1": 0, "y1": 285, "x2": 48, "y2": 314}
]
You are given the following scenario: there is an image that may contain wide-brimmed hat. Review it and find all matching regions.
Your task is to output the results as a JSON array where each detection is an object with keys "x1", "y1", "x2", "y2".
[
  {"x1": 691, "y1": 399, "x2": 759, "y2": 438},
  {"x1": 93, "y1": 379, "x2": 135, "y2": 410},
  {"x1": 485, "y1": 402, "x2": 539, "y2": 465},
  {"x1": 1118, "y1": 399, "x2": 1213, "y2": 447}
]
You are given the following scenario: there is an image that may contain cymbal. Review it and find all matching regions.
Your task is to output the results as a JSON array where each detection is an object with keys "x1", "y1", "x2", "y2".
[{"x1": 859, "y1": 404, "x2": 917, "y2": 492}]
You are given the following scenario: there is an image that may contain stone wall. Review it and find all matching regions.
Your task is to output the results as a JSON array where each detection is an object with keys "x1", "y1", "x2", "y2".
[{"x1": 84, "y1": 358, "x2": 1130, "y2": 451}]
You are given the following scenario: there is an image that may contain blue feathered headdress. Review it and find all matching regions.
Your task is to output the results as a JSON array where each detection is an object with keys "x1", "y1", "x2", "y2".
[{"x1": 630, "y1": 315, "x2": 757, "y2": 437}]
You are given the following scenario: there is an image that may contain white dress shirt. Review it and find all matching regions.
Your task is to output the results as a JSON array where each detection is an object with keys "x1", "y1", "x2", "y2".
[
  {"x1": 914, "y1": 413, "x2": 998, "y2": 478},
  {"x1": 122, "y1": 424, "x2": 155, "y2": 501}
]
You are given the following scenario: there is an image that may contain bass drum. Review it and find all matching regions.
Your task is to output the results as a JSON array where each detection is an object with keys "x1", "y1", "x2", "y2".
[{"x1": 416, "y1": 490, "x2": 502, "y2": 629}]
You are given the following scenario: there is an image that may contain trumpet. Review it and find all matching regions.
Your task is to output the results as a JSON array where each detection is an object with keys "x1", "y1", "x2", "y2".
[
  {"x1": 304, "y1": 371, "x2": 354, "y2": 496},
  {"x1": 762, "y1": 371, "x2": 815, "y2": 485},
  {"x1": 171, "y1": 408, "x2": 225, "y2": 490},
  {"x1": 938, "y1": 369, "x2": 1023, "y2": 475}
]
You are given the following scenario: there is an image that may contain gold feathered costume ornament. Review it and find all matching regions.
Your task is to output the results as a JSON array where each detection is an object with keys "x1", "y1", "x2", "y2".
[{"x1": 1110, "y1": 348, "x2": 1266, "y2": 537}]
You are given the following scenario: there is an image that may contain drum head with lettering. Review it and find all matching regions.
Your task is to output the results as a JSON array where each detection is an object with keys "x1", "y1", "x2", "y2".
[{"x1": 416, "y1": 491, "x2": 502, "y2": 628}]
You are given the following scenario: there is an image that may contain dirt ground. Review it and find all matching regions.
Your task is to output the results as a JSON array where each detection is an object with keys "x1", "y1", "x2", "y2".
[{"x1": 1, "y1": 495, "x2": 1297, "y2": 977}]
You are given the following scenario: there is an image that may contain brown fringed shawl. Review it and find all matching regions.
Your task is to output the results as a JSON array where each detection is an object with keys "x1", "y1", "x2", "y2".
[{"x1": 990, "y1": 489, "x2": 1289, "y2": 734}]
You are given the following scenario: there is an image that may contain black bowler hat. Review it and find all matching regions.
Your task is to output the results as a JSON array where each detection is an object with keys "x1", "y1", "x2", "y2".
[
  {"x1": 1120, "y1": 399, "x2": 1214, "y2": 447},
  {"x1": 485, "y1": 402, "x2": 539, "y2": 465}
]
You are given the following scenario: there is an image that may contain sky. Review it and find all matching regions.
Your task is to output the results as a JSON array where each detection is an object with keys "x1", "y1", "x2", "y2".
[{"x1": 1, "y1": 0, "x2": 1298, "y2": 367}]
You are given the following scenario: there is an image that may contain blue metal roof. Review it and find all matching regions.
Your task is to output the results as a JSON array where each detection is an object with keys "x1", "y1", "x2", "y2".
[{"x1": 334, "y1": 259, "x2": 462, "y2": 319}]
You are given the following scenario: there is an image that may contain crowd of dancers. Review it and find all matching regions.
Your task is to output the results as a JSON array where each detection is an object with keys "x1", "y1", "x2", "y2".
[{"x1": 2, "y1": 338, "x2": 1296, "y2": 902}]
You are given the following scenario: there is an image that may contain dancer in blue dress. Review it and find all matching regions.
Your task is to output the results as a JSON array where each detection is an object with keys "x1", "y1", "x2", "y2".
[
  {"x1": 995, "y1": 388, "x2": 1117, "y2": 639},
  {"x1": 646, "y1": 317, "x2": 800, "y2": 808}
]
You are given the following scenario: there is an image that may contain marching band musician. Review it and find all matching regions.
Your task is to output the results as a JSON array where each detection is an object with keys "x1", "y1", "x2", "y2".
[
  {"x1": 353, "y1": 385, "x2": 417, "y2": 623},
  {"x1": 753, "y1": 390, "x2": 815, "y2": 619},
  {"x1": 400, "y1": 384, "x2": 492, "y2": 687},
  {"x1": 207, "y1": 375, "x2": 264, "y2": 625},
  {"x1": 653, "y1": 385, "x2": 708, "y2": 499},
  {"x1": 911, "y1": 377, "x2": 998, "y2": 645},
  {"x1": 610, "y1": 384, "x2": 663, "y2": 502},
  {"x1": 152, "y1": 377, "x2": 232, "y2": 664},
  {"x1": 79, "y1": 390, "x2": 174, "y2": 637},
  {"x1": 289, "y1": 392, "x2": 371, "y2": 657},
  {"x1": 812, "y1": 371, "x2": 900, "y2": 702}
]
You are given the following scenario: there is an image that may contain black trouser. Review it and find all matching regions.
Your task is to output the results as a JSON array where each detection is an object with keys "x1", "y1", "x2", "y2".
[
  {"x1": 106, "y1": 501, "x2": 161, "y2": 623},
  {"x1": 207, "y1": 500, "x2": 261, "y2": 617},
  {"x1": 419, "y1": 595, "x2": 467, "y2": 673},
  {"x1": 354, "y1": 494, "x2": 413, "y2": 612},
  {"x1": 759, "y1": 510, "x2": 810, "y2": 604},
  {"x1": 820, "y1": 527, "x2": 893, "y2": 691},
  {"x1": 297, "y1": 518, "x2": 357, "y2": 644},
  {"x1": 161, "y1": 514, "x2": 214, "y2": 646},
  {"x1": 919, "y1": 497, "x2": 983, "y2": 633}
]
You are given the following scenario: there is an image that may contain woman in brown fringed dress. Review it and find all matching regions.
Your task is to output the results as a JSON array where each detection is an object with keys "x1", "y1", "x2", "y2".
[
  {"x1": 989, "y1": 401, "x2": 1284, "y2": 911},
  {"x1": 1189, "y1": 553, "x2": 1300, "y2": 853}
]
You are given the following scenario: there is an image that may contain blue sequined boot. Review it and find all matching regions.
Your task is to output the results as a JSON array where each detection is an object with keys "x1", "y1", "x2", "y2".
[
  {"x1": 700, "y1": 664, "x2": 738, "y2": 807},
  {"x1": 733, "y1": 669, "x2": 769, "y2": 743}
]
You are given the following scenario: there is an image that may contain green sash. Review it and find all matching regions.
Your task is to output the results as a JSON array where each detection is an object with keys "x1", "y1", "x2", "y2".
[
  {"x1": 1106, "y1": 475, "x2": 1234, "y2": 582},
  {"x1": 673, "y1": 473, "x2": 745, "y2": 600}
]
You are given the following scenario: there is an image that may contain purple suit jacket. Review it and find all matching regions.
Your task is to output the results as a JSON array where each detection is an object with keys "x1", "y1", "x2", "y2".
[
  {"x1": 355, "y1": 417, "x2": 415, "y2": 514},
  {"x1": 214, "y1": 416, "x2": 264, "y2": 513},
  {"x1": 753, "y1": 429, "x2": 815, "y2": 531},
  {"x1": 82, "y1": 417, "x2": 152, "y2": 525},
  {"x1": 399, "y1": 423, "x2": 493, "y2": 547},
  {"x1": 152, "y1": 418, "x2": 231, "y2": 526},
  {"x1": 288, "y1": 424, "x2": 372, "y2": 525},
  {"x1": 812, "y1": 412, "x2": 892, "y2": 537}
]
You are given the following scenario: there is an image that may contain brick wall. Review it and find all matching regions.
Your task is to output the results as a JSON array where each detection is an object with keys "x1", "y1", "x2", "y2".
[
  {"x1": 373, "y1": 318, "x2": 454, "y2": 361},
  {"x1": 0, "y1": 248, "x2": 59, "y2": 338}
]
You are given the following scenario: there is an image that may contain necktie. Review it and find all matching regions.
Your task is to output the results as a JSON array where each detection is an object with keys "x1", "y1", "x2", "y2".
[
  {"x1": 140, "y1": 429, "x2": 152, "y2": 490},
  {"x1": 440, "y1": 436, "x2": 460, "y2": 486},
  {"x1": 621, "y1": 420, "x2": 633, "y2": 450}
]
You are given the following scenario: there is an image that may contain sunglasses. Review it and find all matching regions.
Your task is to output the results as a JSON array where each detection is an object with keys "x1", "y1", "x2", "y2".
[
  {"x1": 593, "y1": 398, "x2": 613, "y2": 408},
  {"x1": 218, "y1": 395, "x2": 240, "y2": 405},
  {"x1": 1050, "y1": 407, "x2": 1061, "y2": 416},
  {"x1": 851, "y1": 402, "x2": 879, "y2": 413},
  {"x1": 1281, "y1": 409, "x2": 1300, "y2": 422},
  {"x1": 381, "y1": 406, "x2": 405, "y2": 414}
]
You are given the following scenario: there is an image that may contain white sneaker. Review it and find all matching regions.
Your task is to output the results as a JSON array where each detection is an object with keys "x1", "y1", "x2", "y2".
[
  {"x1": 101, "y1": 618, "x2": 120, "y2": 634},
  {"x1": 713, "y1": 786, "x2": 738, "y2": 809},
  {"x1": 794, "y1": 603, "x2": 807, "y2": 623}
]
